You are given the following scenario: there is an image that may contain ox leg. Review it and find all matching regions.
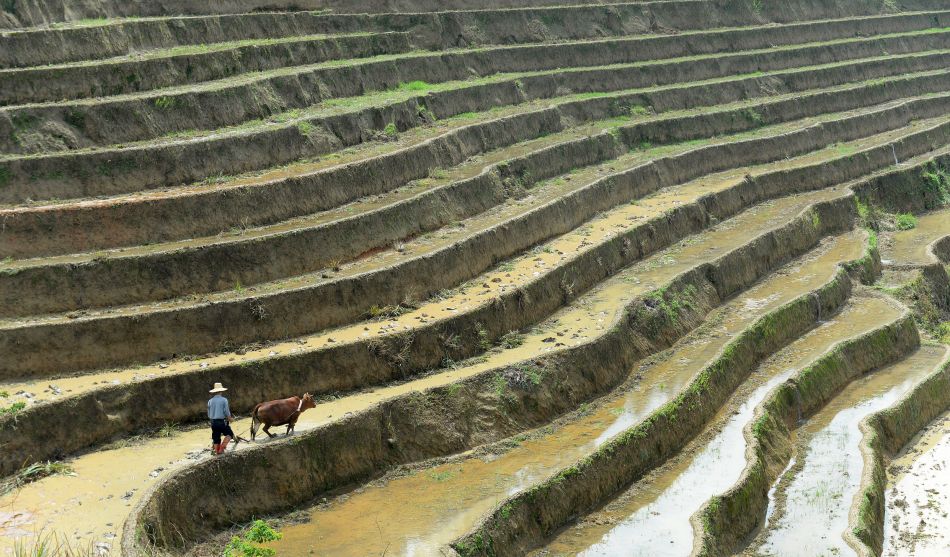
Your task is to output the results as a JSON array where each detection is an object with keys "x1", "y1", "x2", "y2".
[{"x1": 263, "y1": 424, "x2": 275, "y2": 438}]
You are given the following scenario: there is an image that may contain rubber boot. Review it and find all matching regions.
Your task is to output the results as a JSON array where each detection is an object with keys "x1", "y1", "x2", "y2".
[
  {"x1": 219, "y1": 436, "x2": 231, "y2": 454},
  {"x1": 212, "y1": 443, "x2": 220, "y2": 455}
]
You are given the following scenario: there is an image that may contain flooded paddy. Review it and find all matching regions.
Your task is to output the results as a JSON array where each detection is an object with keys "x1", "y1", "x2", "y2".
[
  {"x1": 539, "y1": 296, "x2": 904, "y2": 557},
  {"x1": 3, "y1": 2, "x2": 950, "y2": 556},
  {"x1": 748, "y1": 345, "x2": 949, "y2": 557},
  {"x1": 883, "y1": 409, "x2": 950, "y2": 556}
]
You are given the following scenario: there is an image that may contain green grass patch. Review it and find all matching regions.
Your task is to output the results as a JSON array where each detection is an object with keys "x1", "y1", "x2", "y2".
[
  {"x1": 399, "y1": 80, "x2": 431, "y2": 92},
  {"x1": 0, "y1": 401, "x2": 26, "y2": 417},
  {"x1": 895, "y1": 213, "x2": 918, "y2": 230},
  {"x1": 224, "y1": 520, "x2": 282, "y2": 557}
]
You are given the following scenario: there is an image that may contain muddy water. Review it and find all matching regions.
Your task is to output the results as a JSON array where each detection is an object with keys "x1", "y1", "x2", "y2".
[
  {"x1": 750, "y1": 344, "x2": 949, "y2": 557},
  {"x1": 0, "y1": 191, "x2": 856, "y2": 553},
  {"x1": 883, "y1": 409, "x2": 950, "y2": 556},
  {"x1": 884, "y1": 206, "x2": 950, "y2": 267},
  {"x1": 264, "y1": 233, "x2": 871, "y2": 556},
  {"x1": 538, "y1": 296, "x2": 904, "y2": 557}
]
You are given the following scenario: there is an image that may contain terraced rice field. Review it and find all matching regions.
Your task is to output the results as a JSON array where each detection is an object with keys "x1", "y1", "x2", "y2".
[{"x1": 1, "y1": 1, "x2": 949, "y2": 556}]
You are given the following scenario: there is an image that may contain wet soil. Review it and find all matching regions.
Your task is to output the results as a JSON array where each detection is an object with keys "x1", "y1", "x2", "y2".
[
  {"x1": 745, "y1": 345, "x2": 949, "y2": 557},
  {"x1": 261, "y1": 231, "x2": 868, "y2": 556},
  {"x1": 883, "y1": 410, "x2": 950, "y2": 556},
  {"x1": 0, "y1": 184, "x2": 855, "y2": 554},
  {"x1": 538, "y1": 296, "x2": 906, "y2": 557},
  {"x1": 883, "y1": 207, "x2": 950, "y2": 267}
]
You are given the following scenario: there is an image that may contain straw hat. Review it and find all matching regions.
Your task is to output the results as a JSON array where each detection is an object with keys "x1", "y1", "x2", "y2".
[{"x1": 209, "y1": 382, "x2": 228, "y2": 393}]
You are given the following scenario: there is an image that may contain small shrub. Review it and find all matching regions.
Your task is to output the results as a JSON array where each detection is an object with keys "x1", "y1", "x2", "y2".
[
  {"x1": 223, "y1": 520, "x2": 281, "y2": 557},
  {"x1": 244, "y1": 520, "x2": 282, "y2": 543},
  {"x1": 895, "y1": 213, "x2": 918, "y2": 230},
  {"x1": 224, "y1": 537, "x2": 274, "y2": 557},
  {"x1": 383, "y1": 122, "x2": 398, "y2": 138}
]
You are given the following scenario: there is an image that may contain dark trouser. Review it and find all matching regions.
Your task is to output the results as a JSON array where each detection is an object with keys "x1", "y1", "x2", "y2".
[{"x1": 211, "y1": 419, "x2": 234, "y2": 444}]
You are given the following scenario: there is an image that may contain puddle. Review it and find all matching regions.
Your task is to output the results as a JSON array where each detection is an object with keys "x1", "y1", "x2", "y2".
[
  {"x1": 539, "y1": 296, "x2": 903, "y2": 557},
  {"x1": 883, "y1": 409, "x2": 950, "y2": 556},
  {"x1": 262, "y1": 231, "x2": 869, "y2": 556},
  {"x1": 0, "y1": 191, "x2": 858, "y2": 553},
  {"x1": 884, "y1": 206, "x2": 950, "y2": 267},
  {"x1": 750, "y1": 344, "x2": 949, "y2": 557}
]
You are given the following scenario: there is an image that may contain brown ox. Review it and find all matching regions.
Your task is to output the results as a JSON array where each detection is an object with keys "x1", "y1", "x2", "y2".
[{"x1": 250, "y1": 393, "x2": 316, "y2": 440}]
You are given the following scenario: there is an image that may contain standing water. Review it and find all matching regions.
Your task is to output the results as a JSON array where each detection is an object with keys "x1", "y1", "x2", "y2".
[
  {"x1": 752, "y1": 344, "x2": 949, "y2": 557},
  {"x1": 539, "y1": 296, "x2": 902, "y2": 556}
]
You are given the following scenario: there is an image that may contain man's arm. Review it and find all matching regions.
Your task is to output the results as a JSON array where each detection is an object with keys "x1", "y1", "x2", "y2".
[
  {"x1": 225, "y1": 398, "x2": 234, "y2": 422},
  {"x1": 207, "y1": 398, "x2": 212, "y2": 419}
]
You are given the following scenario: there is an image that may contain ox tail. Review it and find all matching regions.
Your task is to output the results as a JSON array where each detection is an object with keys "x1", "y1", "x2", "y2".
[{"x1": 250, "y1": 404, "x2": 262, "y2": 440}]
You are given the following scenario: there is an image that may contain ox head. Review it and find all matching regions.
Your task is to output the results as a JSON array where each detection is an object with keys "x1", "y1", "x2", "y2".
[{"x1": 301, "y1": 393, "x2": 317, "y2": 410}]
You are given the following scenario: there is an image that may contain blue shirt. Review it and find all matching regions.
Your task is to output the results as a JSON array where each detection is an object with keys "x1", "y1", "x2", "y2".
[{"x1": 208, "y1": 395, "x2": 231, "y2": 420}]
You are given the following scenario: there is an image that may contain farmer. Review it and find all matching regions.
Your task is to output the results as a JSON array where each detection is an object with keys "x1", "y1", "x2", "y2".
[{"x1": 208, "y1": 382, "x2": 235, "y2": 455}]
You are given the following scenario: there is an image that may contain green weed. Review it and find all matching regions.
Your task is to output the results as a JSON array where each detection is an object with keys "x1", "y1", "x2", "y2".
[
  {"x1": 63, "y1": 108, "x2": 85, "y2": 129},
  {"x1": 895, "y1": 213, "x2": 918, "y2": 230},
  {"x1": 153, "y1": 96, "x2": 177, "y2": 110},
  {"x1": 500, "y1": 331, "x2": 525, "y2": 349},
  {"x1": 224, "y1": 520, "x2": 281, "y2": 557},
  {"x1": 742, "y1": 108, "x2": 764, "y2": 126},
  {"x1": 429, "y1": 469, "x2": 456, "y2": 482},
  {"x1": 475, "y1": 322, "x2": 491, "y2": 350},
  {"x1": 0, "y1": 166, "x2": 10, "y2": 188},
  {"x1": 399, "y1": 80, "x2": 431, "y2": 92},
  {"x1": 493, "y1": 373, "x2": 508, "y2": 398},
  {"x1": 0, "y1": 401, "x2": 26, "y2": 417},
  {"x1": 1, "y1": 461, "x2": 73, "y2": 496},
  {"x1": 11, "y1": 530, "x2": 95, "y2": 557},
  {"x1": 629, "y1": 104, "x2": 651, "y2": 117},
  {"x1": 244, "y1": 520, "x2": 282, "y2": 543},
  {"x1": 296, "y1": 121, "x2": 314, "y2": 136}
]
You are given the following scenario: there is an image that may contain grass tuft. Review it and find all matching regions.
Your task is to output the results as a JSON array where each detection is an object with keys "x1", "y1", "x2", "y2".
[
  {"x1": 895, "y1": 213, "x2": 918, "y2": 230},
  {"x1": 1, "y1": 461, "x2": 74, "y2": 496}
]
